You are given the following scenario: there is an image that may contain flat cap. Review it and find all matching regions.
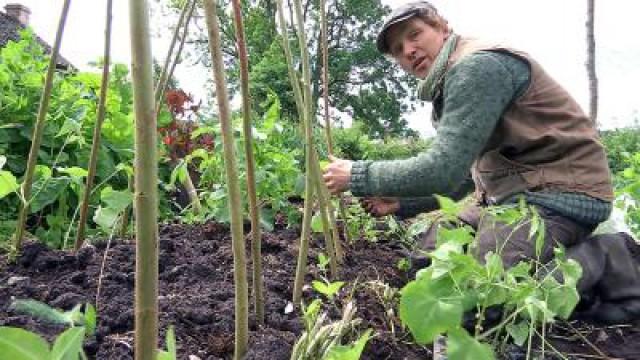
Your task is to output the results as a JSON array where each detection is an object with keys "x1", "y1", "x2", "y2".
[{"x1": 376, "y1": 1, "x2": 437, "y2": 54}]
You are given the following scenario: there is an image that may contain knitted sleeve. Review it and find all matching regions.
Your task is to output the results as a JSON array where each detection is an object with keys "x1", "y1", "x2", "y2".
[{"x1": 349, "y1": 51, "x2": 530, "y2": 197}]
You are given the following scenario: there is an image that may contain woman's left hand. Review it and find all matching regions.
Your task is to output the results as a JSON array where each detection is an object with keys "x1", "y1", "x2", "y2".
[{"x1": 322, "y1": 155, "x2": 353, "y2": 195}]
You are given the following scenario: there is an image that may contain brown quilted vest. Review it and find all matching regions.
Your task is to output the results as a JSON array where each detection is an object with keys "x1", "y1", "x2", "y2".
[{"x1": 432, "y1": 37, "x2": 614, "y2": 204}]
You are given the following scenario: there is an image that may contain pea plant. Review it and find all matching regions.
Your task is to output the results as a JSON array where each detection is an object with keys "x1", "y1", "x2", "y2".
[{"x1": 398, "y1": 198, "x2": 583, "y2": 360}]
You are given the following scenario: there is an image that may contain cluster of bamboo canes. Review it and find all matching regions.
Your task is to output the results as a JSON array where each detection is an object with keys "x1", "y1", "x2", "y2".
[{"x1": 10, "y1": 0, "x2": 345, "y2": 358}]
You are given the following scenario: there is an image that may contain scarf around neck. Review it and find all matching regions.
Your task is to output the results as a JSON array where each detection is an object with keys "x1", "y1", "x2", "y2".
[{"x1": 417, "y1": 33, "x2": 459, "y2": 102}]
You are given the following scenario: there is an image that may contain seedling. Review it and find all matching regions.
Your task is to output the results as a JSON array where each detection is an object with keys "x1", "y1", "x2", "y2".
[{"x1": 312, "y1": 280, "x2": 345, "y2": 301}]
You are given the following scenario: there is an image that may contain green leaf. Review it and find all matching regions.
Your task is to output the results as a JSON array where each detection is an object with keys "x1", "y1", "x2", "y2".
[
  {"x1": 0, "y1": 326, "x2": 50, "y2": 360},
  {"x1": 30, "y1": 176, "x2": 71, "y2": 213},
  {"x1": 93, "y1": 206, "x2": 120, "y2": 230},
  {"x1": 0, "y1": 170, "x2": 19, "y2": 199},
  {"x1": 100, "y1": 186, "x2": 133, "y2": 213},
  {"x1": 324, "y1": 328, "x2": 373, "y2": 360},
  {"x1": 311, "y1": 212, "x2": 323, "y2": 233},
  {"x1": 436, "y1": 226, "x2": 474, "y2": 247},
  {"x1": 312, "y1": 280, "x2": 345, "y2": 299},
  {"x1": 157, "y1": 326, "x2": 177, "y2": 360},
  {"x1": 447, "y1": 328, "x2": 495, "y2": 360},
  {"x1": 506, "y1": 321, "x2": 529, "y2": 346},
  {"x1": 56, "y1": 167, "x2": 88, "y2": 180},
  {"x1": 399, "y1": 271, "x2": 464, "y2": 344},
  {"x1": 434, "y1": 195, "x2": 462, "y2": 217},
  {"x1": 83, "y1": 304, "x2": 97, "y2": 337},
  {"x1": 50, "y1": 327, "x2": 85, "y2": 360}
]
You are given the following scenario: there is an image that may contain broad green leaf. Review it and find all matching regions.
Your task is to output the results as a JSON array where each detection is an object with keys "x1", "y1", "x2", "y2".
[
  {"x1": 547, "y1": 284, "x2": 579, "y2": 320},
  {"x1": 436, "y1": 226, "x2": 474, "y2": 247},
  {"x1": 0, "y1": 326, "x2": 50, "y2": 360},
  {"x1": 100, "y1": 187, "x2": 133, "y2": 213},
  {"x1": 324, "y1": 329, "x2": 373, "y2": 360},
  {"x1": 30, "y1": 176, "x2": 71, "y2": 213},
  {"x1": 399, "y1": 272, "x2": 463, "y2": 344},
  {"x1": 56, "y1": 167, "x2": 88, "y2": 180},
  {"x1": 312, "y1": 280, "x2": 345, "y2": 299},
  {"x1": 93, "y1": 206, "x2": 120, "y2": 229},
  {"x1": 50, "y1": 327, "x2": 85, "y2": 360},
  {"x1": 0, "y1": 170, "x2": 19, "y2": 199},
  {"x1": 506, "y1": 321, "x2": 529, "y2": 346},
  {"x1": 447, "y1": 328, "x2": 495, "y2": 360}
]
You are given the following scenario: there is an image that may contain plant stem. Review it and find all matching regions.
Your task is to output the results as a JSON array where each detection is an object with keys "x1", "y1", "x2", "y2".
[
  {"x1": 74, "y1": 0, "x2": 114, "y2": 251},
  {"x1": 129, "y1": 0, "x2": 159, "y2": 358},
  {"x1": 13, "y1": 0, "x2": 71, "y2": 256},
  {"x1": 203, "y1": 1, "x2": 249, "y2": 358},
  {"x1": 230, "y1": 0, "x2": 264, "y2": 326}
]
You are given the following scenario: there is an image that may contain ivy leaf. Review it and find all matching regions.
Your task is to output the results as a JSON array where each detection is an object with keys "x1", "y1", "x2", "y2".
[
  {"x1": 447, "y1": 328, "x2": 495, "y2": 360},
  {"x1": 0, "y1": 326, "x2": 50, "y2": 360},
  {"x1": 400, "y1": 271, "x2": 463, "y2": 344},
  {"x1": 324, "y1": 329, "x2": 373, "y2": 360}
]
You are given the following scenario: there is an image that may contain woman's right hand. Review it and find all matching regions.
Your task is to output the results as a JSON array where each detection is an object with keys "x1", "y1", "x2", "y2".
[{"x1": 360, "y1": 197, "x2": 400, "y2": 217}]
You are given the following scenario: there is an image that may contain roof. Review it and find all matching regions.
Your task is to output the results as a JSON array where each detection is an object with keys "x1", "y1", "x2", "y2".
[{"x1": 0, "y1": 10, "x2": 73, "y2": 69}]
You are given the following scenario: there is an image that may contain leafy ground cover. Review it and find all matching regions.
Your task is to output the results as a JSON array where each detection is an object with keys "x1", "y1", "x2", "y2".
[{"x1": 2, "y1": 222, "x2": 640, "y2": 359}]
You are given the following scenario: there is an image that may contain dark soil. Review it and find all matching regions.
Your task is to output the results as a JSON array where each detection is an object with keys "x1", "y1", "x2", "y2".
[{"x1": 1, "y1": 222, "x2": 639, "y2": 359}]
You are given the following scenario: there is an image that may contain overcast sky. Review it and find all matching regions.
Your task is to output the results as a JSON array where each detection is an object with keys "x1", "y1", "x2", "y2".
[{"x1": 1, "y1": 0, "x2": 638, "y2": 136}]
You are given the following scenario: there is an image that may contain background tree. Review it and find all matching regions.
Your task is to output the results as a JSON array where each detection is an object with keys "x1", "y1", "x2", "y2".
[{"x1": 175, "y1": 0, "x2": 418, "y2": 139}]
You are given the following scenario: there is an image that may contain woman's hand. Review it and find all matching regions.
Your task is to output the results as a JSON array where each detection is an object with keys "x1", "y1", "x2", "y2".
[
  {"x1": 322, "y1": 155, "x2": 353, "y2": 195},
  {"x1": 360, "y1": 197, "x2": 400, "y2": 217}
]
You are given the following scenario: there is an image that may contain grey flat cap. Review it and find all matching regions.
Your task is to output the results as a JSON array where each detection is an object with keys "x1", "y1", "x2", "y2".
[{"x1": 376, "y1": 1, "x2": 437, "y2": 54}]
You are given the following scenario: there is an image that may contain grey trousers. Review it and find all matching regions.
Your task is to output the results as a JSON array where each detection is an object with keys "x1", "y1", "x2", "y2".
[{"x1": 416, "y1": 204, "x2": 640, "y2": 323}]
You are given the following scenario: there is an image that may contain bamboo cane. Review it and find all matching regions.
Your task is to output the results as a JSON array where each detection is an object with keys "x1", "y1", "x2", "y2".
[
  {"x1": 154, "y1": 0, "x2": 192, "y2": 105},
  {"x1": 230, "y1": 0, "x2": 264, "y2": 326},
  {"x1": 319, "y1": 0, "x2": 349, "y2": 255},
  {"x1": 74, "y1": 0, "x2": 114, "y2": 251},
  {"x1": 128, "y1": 0, "x2": 159, "y2": 358},
  {"x1": 291, "y1": 0, "x2": 340, "y2": 273},
  {"x1": 276, "y1": 0, "x2": 340, "y2": 297},
  {"x1": 13, "y1": 0, "x2": 71, "y2": 255},
  {"x1": 202, "y1": 1, "x2": 249, "y2": 358},
  {"x1": 154, "y1": 0, "x2": 196, "y2": 118}
]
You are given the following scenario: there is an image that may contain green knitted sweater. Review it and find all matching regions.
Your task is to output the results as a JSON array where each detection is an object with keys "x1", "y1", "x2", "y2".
[{"x1": 349, "y1": 51, "x2": 612, "y2": 225}]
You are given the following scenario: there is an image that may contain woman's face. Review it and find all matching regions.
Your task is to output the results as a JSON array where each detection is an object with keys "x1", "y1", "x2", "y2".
[{"x1": 386, "y1": 18, "x2": 448, "y2": 78}]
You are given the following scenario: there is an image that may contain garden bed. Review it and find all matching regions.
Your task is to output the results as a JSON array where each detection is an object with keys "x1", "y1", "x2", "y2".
[{"x1": 1, "y1": 222, "x2": 640, "y2": 359}]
